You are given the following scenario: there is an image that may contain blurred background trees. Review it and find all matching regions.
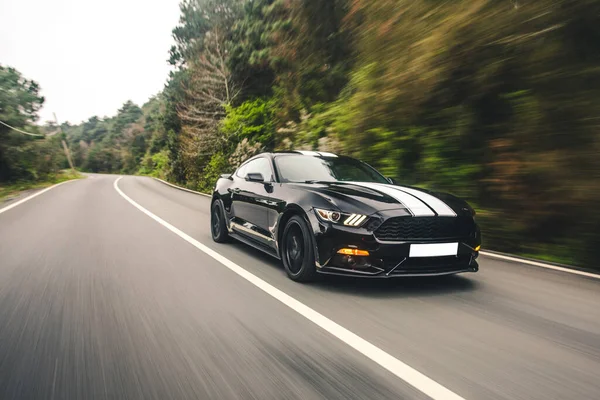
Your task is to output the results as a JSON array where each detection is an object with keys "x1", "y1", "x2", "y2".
[
  {"x1": 0, "y1": 65, "x2": 67, "y2": 184},
  {"x1": 2, "y1": 0, "x2": 598, "y2": 268}
]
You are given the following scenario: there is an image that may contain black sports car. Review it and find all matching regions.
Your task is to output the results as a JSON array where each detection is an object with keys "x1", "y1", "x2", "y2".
[{"x1": 210, "y1": 151, "x2": 481, "y2": 282}]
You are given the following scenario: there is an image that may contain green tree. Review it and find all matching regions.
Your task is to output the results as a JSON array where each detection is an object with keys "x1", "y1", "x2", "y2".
[{"x1": 0, "y1": 65, "x2": 61, "y2": 183}]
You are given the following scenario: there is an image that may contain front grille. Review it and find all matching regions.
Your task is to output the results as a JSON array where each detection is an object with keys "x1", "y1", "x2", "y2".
[{"x1": 374, "y1": 216, "x2": 474, "y2": 241}]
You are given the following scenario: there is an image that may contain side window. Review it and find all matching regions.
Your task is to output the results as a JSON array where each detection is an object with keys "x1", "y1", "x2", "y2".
[
  {"x1": 235, "y1": 163, "x2": 248, "y2": 178},
  {"x1": 243, "y1": 158, "x2": 273, "y2": 182}
]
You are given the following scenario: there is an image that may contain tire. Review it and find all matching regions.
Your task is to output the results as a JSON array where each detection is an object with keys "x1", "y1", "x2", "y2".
[
  {"x1": 281, "y1": 215, "x2": 318, "y2": 282},
  {"x1": 211, "y1": 200, "x2": 229, "y2": 243}
]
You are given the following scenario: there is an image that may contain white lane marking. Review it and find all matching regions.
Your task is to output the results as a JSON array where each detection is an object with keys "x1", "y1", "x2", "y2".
[
  {"x1": 153, "y1": 177, "x2": 212, "y2": 198},
  {"x1": 388, "y1": 185, "x2": 456, "y2": 217},
  {"x1": 113, "y1": 176, "x2": 465, "y2": 400},
  {"x1": 348, "y1": 181, "x2": 435, "y2": 216},
  {"x1": 481, "y1": 251, "x2": 600, "y2": 280},
  {"x1": 0, "y1": 180, "x2": 76, "y2": 216}
]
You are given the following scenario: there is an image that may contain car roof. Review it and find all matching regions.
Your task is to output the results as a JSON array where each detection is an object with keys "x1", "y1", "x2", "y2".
[
  {"x1": 271, "y1": 150, "x2": 339, "y2": 158},
  {"x1": 240, "y1": 151, "x2": 343, "y2": 166}
]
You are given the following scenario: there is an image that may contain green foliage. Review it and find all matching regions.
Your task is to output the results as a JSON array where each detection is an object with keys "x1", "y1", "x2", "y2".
[
  {"x1": 268, "y1": 0, "x2": 352, "y2": 121},
  {"x1": 139, "y1": 150, "x2": 170, "y2": 179},
  {"x1": 0, "y1": 64, "x2": 66, "y2": 184},
  {"x1": 227, "y1": 0, "x2": 277, "y2": 99},
  {"x1": 221, "y1": 98, "x2": 275, "y2": 146},
  {"x1": 275, "y1": 104, "x2": 338, "y2": 151},
  {"x1": 228, "y1": 138, "x2": 263, "y2": 169},
  {"x1": 112, "y1": 101, "x2": 143, "y2": 135},
  {"x1": 64, "y1": 96, "x2": 172, "y2": 175},
  {"x1": 197, "y1": 152, "x2": 229, "y2": 193},
  {"x1": 331, "y1": 0, "x2": 600, "y2": 266},
  {"x1": 0, "y1": 65, "x2": 44, "y2": 127}
]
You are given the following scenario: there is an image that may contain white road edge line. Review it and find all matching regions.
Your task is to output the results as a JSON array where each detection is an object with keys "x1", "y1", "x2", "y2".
[
  {"x1": 113, "y1": 176, "x2": 465, "y2": 400},
  {"x1": 0, "y1": 180, "x2": 76, "y2": 215},
  {"x1": 480, "y1": 251, "x2": 600, "y2": 280},
  {"x1": 152, "y1": 177, "x2": 211, "y2": 198}
]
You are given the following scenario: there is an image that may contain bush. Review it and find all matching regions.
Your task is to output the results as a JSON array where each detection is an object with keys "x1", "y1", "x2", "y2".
[
  {"x1": 0, "y1": 135, "x2": 66, "y2": 183},
  {"x1": 198, "y1": 152, "x2": 230, "y2": 193},
  {"x1": 228, "y1": 138, "x2": 263, "y2": 169},
  {"x1": 138, "y1": 149, "x2": 170, "y2": 179},
  {"x1": 221, "y1": 98, "x2": 276, "y2": 147}
]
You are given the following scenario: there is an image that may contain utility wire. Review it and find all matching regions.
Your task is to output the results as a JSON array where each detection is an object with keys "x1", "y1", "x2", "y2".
[
  {"x1": 0, "y1": 120, "x2": 45, "y2": 137},
  {"x1": 1, "y1": 116, "x2": 75, "y2": 172}
]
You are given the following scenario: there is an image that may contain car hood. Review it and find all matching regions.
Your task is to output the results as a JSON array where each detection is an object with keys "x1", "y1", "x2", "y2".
[{"x1": 292, "y1": 181, "x2": 471, "y2": 217}]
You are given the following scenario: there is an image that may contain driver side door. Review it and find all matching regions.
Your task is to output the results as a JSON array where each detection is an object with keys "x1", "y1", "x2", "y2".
[{"x1": 230, "y1": 157, "x2": 275, "y2": 248}]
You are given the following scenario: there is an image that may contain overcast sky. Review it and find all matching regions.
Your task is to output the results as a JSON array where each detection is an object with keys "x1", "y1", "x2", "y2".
[{"x1": 0, "y1": 0, "x2": 180, "y2": 124}]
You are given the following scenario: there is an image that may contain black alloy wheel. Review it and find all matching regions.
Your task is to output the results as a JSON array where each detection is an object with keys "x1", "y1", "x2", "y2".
[
  {"x1": 281, "y1": 215, "x2": 318, "y2": 282},
  {"x1": 211, "y1": 200, "x2": 229, "y2": 243}
]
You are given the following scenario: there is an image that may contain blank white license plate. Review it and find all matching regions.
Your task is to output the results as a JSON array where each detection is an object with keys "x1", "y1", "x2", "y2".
[{"x1": 409, "y1": 243, "x2": 458, "y2": 258}]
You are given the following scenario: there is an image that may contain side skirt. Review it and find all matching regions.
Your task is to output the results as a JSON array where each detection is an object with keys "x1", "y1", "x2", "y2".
[{"x1": 229, "y1": 232, "x2": 281, "y2": 260}]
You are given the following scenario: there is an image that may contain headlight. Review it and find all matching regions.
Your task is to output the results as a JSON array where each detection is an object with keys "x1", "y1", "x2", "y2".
[
  {"x1": 314, "y1": 208, "x2": 367, "y2": 227},
  {"x1": 343, "y1": 213, "x2": 367, "y2": 226},
  {"x1": 315, "y1": 208, "x2": 342, "y2": 223}
]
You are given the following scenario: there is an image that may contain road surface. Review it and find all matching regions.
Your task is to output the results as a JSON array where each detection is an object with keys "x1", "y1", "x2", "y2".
[{"x1": 0, "y1": 174, "x2": 598, "y2": 399}]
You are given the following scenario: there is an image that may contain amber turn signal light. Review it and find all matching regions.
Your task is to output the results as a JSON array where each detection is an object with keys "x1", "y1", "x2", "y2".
[
  {"x1": 474, "y1": 245, "x2": 481, "y2": 251},
  {"x1": 337, "y1": 248, "x2": 370, "y2": 256}
]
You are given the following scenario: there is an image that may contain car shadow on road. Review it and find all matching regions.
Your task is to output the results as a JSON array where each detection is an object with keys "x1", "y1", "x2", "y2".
[{"x1": 229, "y1": 241, "x2": 479, "y2": 298}]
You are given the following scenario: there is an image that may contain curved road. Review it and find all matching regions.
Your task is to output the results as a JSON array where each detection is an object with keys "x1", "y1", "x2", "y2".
[{"x1": 0, "y1": 174, "x2": 598, "y2": 399}]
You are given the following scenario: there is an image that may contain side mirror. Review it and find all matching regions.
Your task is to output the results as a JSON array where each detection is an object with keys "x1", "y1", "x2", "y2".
[
  {"x1": 386, "y1": 177, "x2": 396, "y2": 185},
  {"x1": 246, "y1": 172, "x2": 264, "y2": 182}
]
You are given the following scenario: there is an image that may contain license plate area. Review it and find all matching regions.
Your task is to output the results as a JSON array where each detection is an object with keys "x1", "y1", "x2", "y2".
[{"x1": 409, "y1": 243, "x2": 458, "y2": 258}]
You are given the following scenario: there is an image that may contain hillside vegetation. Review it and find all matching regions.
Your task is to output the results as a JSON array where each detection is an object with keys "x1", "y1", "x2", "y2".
[{"x1": 2, "y1": 1, "x2": 598, "y2": 268}]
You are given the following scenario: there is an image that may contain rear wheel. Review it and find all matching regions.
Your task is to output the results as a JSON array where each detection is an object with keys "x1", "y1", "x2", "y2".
[
  {"x1": 211, "y1": 200, "x2": 229, "y2": 243},
  {"x1": 281, "y1": 215, "x2": 318, "y2": 282}
]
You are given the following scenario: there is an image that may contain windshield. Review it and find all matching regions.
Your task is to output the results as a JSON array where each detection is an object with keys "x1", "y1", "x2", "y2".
[{"x1": 275, "y1": 155, "x2": 389, "y2": 184}]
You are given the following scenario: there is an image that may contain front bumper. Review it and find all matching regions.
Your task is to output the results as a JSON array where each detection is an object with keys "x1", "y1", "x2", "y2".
[{"x1": 310, "y1": 213, "x2": 481, "y2": 278}]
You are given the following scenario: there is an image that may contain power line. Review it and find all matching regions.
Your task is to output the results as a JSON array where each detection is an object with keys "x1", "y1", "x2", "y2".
[
  {"x1": 1, "y1": 117, "x2": 75, "y2": 173},
  {"x1": 0, "y1": 120, "x2": 45, "y2": 137},
  {"x1": 1, "y1": 116, "x2": 76, "y2": 173}
]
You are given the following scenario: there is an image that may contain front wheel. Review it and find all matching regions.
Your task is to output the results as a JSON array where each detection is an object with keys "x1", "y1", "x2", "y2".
[
  {"x1": 211, "y1": 200, "x2": 229, "y2": 243},
  {"x1": 281, "y1": 215, "x2": 318, "y2": 282}
]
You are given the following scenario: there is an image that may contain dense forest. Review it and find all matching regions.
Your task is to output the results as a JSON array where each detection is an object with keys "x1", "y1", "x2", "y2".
[{"x1": 2, "y1": 0, "x2": 599, "y2": 268}]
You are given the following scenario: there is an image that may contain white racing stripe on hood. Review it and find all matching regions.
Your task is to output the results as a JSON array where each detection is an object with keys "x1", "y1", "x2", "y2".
[
  {"x1": 347, "y1": 182, "x2": 435, "y2": 216},
  {"x1": 387, "y1": 185, "x2": 456, "y2": 217}
]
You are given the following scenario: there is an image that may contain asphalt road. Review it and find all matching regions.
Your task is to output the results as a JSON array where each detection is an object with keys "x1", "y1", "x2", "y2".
[{"x1": 0, "y1": 174, "x2": 599, "y2": 400}]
